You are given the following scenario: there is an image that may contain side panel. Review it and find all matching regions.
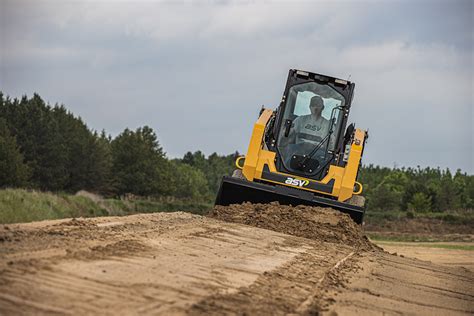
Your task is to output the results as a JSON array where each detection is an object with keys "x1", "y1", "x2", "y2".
[
  {"x1": 241, "y1": 108, "x2": 366, "y2": 202},
  {"x1": 242, "y1": 109, "x2": 274, "y2": 181},
  {"x1": 338, "y1": 129, "x2": 366, "y2": 202}
]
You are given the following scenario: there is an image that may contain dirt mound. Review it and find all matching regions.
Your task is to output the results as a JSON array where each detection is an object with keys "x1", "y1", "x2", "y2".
[
  {"x1": 54, "y1": 218, "x2": 94, "y2": 227},
  {"x1": 209, "y1": 202, "x2": 375, "y2": 251}
]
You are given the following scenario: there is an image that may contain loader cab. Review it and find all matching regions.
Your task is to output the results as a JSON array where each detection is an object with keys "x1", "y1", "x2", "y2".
[{"x1": 270, "y1": 70, "x2": 355, "y2": 180}]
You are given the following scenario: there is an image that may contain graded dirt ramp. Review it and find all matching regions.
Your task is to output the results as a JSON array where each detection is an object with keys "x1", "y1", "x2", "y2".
[
  {"x1": 0, "y1": 211, "x2": 359, "y2": 315},
  {"x1": 0, "y1": 206, "x2": 472, "y2": 315},
  {"x1": 209, "y1": 202, "x2": 374, "y2": 250}
]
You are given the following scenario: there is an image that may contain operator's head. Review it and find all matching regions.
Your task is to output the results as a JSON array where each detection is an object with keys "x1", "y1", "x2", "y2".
[{"x1": 309, "y1": 96, "x2": 324, "y2": 117}]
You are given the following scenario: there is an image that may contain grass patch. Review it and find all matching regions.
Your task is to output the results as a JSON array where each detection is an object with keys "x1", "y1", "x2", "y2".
[
  {"x1": 365, "y1": 209, "x2": 474, "y2": 227},
  {"x1": 0, "y1": 189, "x2": 213, "y2": 224},
  {"x1": 0, "y1": 189, "x2": 108, "y2": 223}
]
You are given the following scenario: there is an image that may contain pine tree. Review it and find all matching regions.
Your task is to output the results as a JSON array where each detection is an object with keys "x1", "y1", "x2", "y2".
[
  {"x1": 111, "y1": 126, "x2": 169, "y2": 196},
  {"x1": 0, "y1": 118, "x2": 30, "y2": 187}
]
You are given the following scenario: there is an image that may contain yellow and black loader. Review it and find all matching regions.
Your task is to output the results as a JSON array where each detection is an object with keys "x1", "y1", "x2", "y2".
[{"x1": 216, "y1": 69, "x2": 368, "y2": 224}]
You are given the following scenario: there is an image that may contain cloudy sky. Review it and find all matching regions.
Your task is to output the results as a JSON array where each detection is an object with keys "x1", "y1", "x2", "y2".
[{"x1": 1, "y1": 0, "x2": 473, "y2": 173}]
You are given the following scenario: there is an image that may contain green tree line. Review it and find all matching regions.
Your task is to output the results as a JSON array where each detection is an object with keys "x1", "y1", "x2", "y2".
[
  {"x1": 359, "y1": 165, "x2": 473, "y2": 213},
  {"x1": 0, "y1": 92, "x2": 235, "y2": 201},
  {"x1": 1, "y1": 92, "x2": 472, "y2": 213}
]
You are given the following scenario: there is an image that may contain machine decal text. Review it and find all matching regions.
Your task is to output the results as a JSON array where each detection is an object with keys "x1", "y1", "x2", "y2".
[{"x1": 285, "y1": 177, "x2": 309, "y2": 187}]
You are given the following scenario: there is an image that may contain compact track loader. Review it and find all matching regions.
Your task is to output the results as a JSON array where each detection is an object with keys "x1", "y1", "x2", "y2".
[{"x1": 216, "y1": 69, "x2": 368, "y2": 224}]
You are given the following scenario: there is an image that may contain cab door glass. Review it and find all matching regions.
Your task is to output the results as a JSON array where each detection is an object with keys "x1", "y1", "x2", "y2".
[
  {"x1": 277, "y1": 81, "x2": 345, "y2": 177},
  {"x1": 294, "y1": 91, "x2": 343, "y2": 119}
]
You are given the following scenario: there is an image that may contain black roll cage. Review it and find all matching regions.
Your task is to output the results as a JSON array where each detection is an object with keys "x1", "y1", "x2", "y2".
[{"x1": 267, "y1": 69, "x2": 356, "y2": 180}]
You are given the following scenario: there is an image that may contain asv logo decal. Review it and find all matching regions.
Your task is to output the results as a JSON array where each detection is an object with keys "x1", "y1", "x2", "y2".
[{"x1": 285, "y1": 177, "x2": 309, "y2": 187}]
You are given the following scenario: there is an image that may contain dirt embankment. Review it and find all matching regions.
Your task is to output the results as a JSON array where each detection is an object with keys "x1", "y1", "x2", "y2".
[
  {"x1": 0, "y1": 204, "x2": 472, "y2": 315},
  {"x1": 210, "y1": 202, "x2": 375, "y2": 251}
]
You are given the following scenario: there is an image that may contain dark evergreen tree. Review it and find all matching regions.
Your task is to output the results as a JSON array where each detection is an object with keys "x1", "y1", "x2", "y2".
[
  {"x1": 111, "y1": 126, "x2": 170, "y2": 196},
  {"x1": 0, "y1": 93, "x2": 114, "y2": 193},
  {"x1": 0, "y1": 118, "x2": 30, "y2": 187}
]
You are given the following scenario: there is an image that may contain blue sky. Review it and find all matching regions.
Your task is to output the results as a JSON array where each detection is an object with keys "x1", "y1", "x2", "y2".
[{"x1": 1, "y1": 0, "x2": 472, "y2": 173}]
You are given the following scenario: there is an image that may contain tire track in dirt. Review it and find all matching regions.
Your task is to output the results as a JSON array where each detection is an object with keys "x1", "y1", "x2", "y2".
[
  {"x1": 0, "y1": 206, "x2": 472, "y2": 315},
  {"x1": 319, "y1": 251, "x2": 474, "y2": 315},
  {"x1": 188, "y1": 243, "x2": 357, "y2": 315},
  {"x1": 0, "y1": 212, "x2": 333, "y2": 315}
]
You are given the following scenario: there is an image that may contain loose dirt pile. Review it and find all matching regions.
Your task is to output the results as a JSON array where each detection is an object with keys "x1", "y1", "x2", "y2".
[{"x1": 209, "y1": 202, "x2": 375, "y2": 251}]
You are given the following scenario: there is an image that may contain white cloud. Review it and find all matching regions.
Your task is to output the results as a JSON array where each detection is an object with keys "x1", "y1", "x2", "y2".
[{"x1": 1, "y1": 0, "x2": 472, "y2": 172}]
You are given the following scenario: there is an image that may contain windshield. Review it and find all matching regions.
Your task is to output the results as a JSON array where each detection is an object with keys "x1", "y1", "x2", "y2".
[{"x1": 277, "y1": 81, "x2": 345, "y2": 177}]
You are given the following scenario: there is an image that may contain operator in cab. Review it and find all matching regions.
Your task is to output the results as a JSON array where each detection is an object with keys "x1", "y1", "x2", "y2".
[{"x1": 292, "y1": 95, "x2": 330, "y2": 145}]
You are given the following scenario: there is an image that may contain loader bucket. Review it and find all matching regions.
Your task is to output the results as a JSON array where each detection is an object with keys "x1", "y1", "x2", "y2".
[{"x1": 215, "y1": 176, "x2": 365, "y2": 224}]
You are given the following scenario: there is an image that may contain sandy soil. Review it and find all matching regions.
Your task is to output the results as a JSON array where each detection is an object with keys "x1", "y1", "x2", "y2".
[
  {"x1": 0, "y1": 205, "x2": 473, "y2": 315},
  {"x1": 321, "y1": 251, "x2": 473, "y2": 315},
  {"x1": 375, "y1": 241, "x2": 474, "y2": 271}
]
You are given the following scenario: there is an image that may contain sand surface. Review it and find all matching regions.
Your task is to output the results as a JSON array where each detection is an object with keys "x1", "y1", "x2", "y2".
[{"x1": 0, "y1": 205, "x2": 472, "y2": 315}]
